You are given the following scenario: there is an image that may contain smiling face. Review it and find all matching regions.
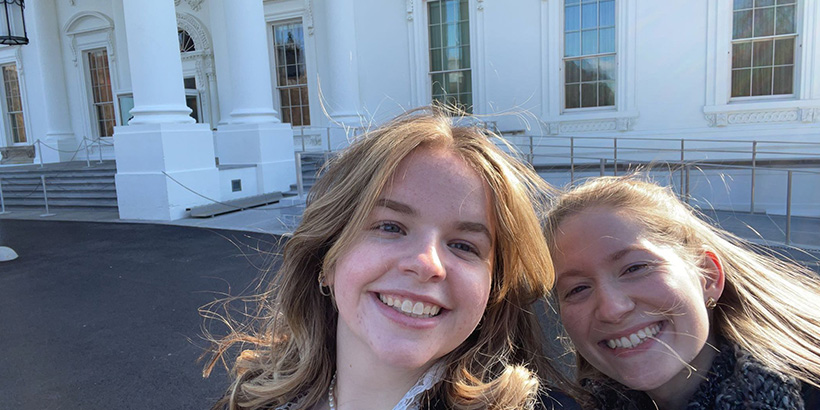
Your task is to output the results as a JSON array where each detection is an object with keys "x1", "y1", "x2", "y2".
[
  {"x1": 552, "y1": 207, "x2": 723, "y2": 397},
  {"x1": 330, "y1": 145, "x2": 494, "y2": 374}
]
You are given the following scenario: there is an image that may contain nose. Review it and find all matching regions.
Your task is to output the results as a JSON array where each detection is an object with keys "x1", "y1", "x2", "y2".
[
  {"x1": 399, "y1": 235, "x2": 447, "y2": 282},
  {"x1": 593, "y1": 284, "x2": 635, "y2": 323}
]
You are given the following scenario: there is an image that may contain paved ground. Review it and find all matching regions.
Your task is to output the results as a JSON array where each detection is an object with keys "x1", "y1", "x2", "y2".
[{"x1": 0, "y1": 219, "x2": 279, "y2": 409}]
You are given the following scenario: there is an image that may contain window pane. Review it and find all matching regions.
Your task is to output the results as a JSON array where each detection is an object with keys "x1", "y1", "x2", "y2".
[
  {"x1": 776, "y1": 0, "x2": 795, "y2": 4},
  {"x1": 774, "y1": 38, "x2": 794, "y2": 65},
  {"x1": 581, "y1": 83, "x2": 597, "y2": 107},
  {"x1": 431, "y1": 48, "x2": 443, "y2": 71},
  {"x1": 581, "y1": 3, "x2": 598, "y2": 29},
  {"x1": 565, "y1": 31, "x2": 580, "y2": 57},
  {"x1": 733, "y1": 10, "x2": 753, "y2": 39},
  {"x1": 429, "y1": 2, "x2": 441, "y2": 24},
  {"x1": 755, "y1": 0, "x2": 774, "y2": 6},
  {"x1": 459, "y1": 0, "x2": 469, "y2": 21},
  {"x1": 565, "y1": 84, "x2": 580, "y2": 108},
  {"x1": 581, "y1": 57, "x2": 597, "y2": 82},
  {"x1": 772, "y1": 66, "x2": 793, "y2": 94},
  {"x1": 752, "y1": 40, "x2": 773, "y2": 67},
  {"x1": 600, "y1": 1, "x2": 615, "y2": 26},
  {"x1": 565, "y1": 5, "x2": 580, "y2": 31},
  {"x1": 432, "y1": 73, "x2": 445, "y2": 95},
  {"x1": 429, "y1": 25, "x2": 442, "y2": 48},
  {"x1": 599, "y1": 81, "x2": 615, "y2": 106},
  {"x1": 734, "y1": 0, "x2": 753, "y2": 9},
  {"x1": 444, "y1": 23, "x2": 458, "y2": 47},
  {"x1": 775, "y1": 5, "x2": 795, "y2": 34},
  {"x1": 279, "y1": 89, "x2": 290, "y2": 107},
  {"x1": 600, "y1": 28, "x2": 615, "y2": 53},
  {"x1": 566, "y1": 0, "x2": 580, "y2": 4},
  {"x1": 565, "y1": 60, "x2": 581, "y2": 83},
  {"x1": 581, "y1": 29, "x2": 598, "y2": 55},
  {"x1": 753, "y1": 7, "x2": 774, "y2": 37},
  {"x1": 461, "y1": 70, "x2": 472, "y2": 94},
  {"x1": 446, "y1": 71, "x2": 461, "y2": 94},
  {"x1": 460, "y1": 45, "x2": 470, "y2": 68},
  {"x1": 751, "y1": 67, "x2": 772, "y2": 95},
  {"x1": 460, "y1": 22, "x2": 469, "y2": 45},
  {"x1": 733, "y1": 42, "x2": 752, "y2": 68},
  {"x1": 445, "y1": 47, "x2": 459, "y2": 70},
  {"x1": 599, "y1": 55, "x2": 616, "y2": 80},
  {"x1": 443, "y1": 0, "x2": 458, "y2": 23},
  {"x1": 732, "y1": 69, "x2": 752, "y2": 97}
]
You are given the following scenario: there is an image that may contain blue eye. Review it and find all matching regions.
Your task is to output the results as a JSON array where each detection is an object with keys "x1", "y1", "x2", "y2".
[
  {"x1": 376, "y1": 222, "x2": 404, "y2": 234},
  {"x1": 449, "y1": 241, "x2": 479, "y2": 255},
  {"x1": 565, "y1": 285, "x2": 589, "y2": 299}
]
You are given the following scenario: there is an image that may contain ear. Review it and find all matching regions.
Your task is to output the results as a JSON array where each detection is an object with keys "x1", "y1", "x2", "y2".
[{"x1": 700, "y1": 249, "x2": 725, "y2": 302}]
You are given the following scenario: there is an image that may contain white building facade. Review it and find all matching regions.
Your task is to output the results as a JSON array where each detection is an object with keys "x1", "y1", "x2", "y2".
[{"x1": 0, "y1": 0, "x2": 818, "y2": 219}]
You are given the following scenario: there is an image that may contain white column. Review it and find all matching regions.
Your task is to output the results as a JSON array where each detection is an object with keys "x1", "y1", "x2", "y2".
[
  {"x1": 121, "y1": 0, "x2": 193, "y2": 124},
  {"x1": 113, "y1": 0, "x2": 219, "y2": 221},
  {"x1": 214, "y1": 0, "x2": 295, "y2": 195},
  {"x1": 28, "y1": 1, "x2": 75, "y2": 163},
  {"x1": 323, "y1": 0, "x2": 364, "y2": 148},
  {"x1": 222, "y1": 1, "x2": 278, "y2": 123}
]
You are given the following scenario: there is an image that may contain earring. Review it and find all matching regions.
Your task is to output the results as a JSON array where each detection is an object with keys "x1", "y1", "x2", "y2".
[
  {"x1": 705, "y1": 297, "x2": 717, "y2": 309},
  {"x1": 318, "y1": 273, "x2": 331, "y2": 297}
]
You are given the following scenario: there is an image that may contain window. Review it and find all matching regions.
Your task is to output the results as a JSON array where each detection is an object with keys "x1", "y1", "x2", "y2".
[
  {"x1": 87, "y1": 49, "x2": 116, "y2": 138},
  {"x1": 272, "y1": 22, "x2": 310, "y2": 126},
  {"x1": 563, "y1": 0, "x2": 616, "y2": 109},
  {"x1": 1, "y1": 64, "x2": 25, "y2": 143},
  {"x1": 731, "y1": 0, "x2": 796, "y2": 97},
  {"x1": 183, "y1": 77, "x2": 201, "y2": 123},
  {"x1": 178, "y1": 29, "x2": 196, "y2": 53},
  {"x1": 428, "y1": 0, "x2": 472, "y2": 113}
]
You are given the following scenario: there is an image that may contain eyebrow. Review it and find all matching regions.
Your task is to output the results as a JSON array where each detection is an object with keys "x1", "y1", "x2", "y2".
[
  {"x1": 375, "y1": 198, "x2": 493, "y2": 242},
  {"x1": 557, "y1": 245, "x2": 649, "y2": 279}
]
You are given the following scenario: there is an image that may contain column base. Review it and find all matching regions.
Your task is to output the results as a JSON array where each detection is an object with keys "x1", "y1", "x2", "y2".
[
  {"x1": 113, "y1": 123, "x2": 219, "y2": 221},
  {"x1": 39, "y1": 134, "x2": 77, "y2": 163},
  {"x1": 215, "y1": 122, "x2": 296, "y2": 193}
]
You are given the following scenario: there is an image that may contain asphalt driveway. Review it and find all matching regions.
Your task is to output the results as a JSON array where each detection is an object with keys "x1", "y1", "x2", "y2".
[{"x1": 0, "y1": 219, "x2": 279, "y2": 409}]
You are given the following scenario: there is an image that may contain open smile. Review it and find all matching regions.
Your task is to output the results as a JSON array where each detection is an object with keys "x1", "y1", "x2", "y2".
[
  {"x1": 378, "y1": 293, "x2": 442, "y2": 318},
  {"x1": 602, "y1": 321, "x2": 663, "y2": 350}
]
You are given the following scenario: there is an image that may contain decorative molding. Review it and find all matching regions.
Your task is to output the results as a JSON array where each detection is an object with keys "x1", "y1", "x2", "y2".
[
  {"x1": 477, "y1": 0, "x2": 484, "y2": 11},
  {"x1": 406, "y1": 0, "x2": 414, "y2": 21},
  {"x1": 304, "y1": 0, "x2": 315, "y2": 35},
  {"x1": 175, "y1": 0, "x2": 203, "y2": 11},
  {"x1": 176, "y1": 12, "x2": 211, "y2": 51},
  {"x1": 549, "y1": 117, "x2": 636, "y2": 134},
  {"x1": 704, "y1": 108, "x2": 819, "y2": 127}
]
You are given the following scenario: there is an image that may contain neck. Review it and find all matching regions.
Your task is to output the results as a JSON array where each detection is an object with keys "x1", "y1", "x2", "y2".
[
  {"x1": 333, "y1": 342, "x2": 434, "y2": 410},
  {"x1": 646, "y1": 338, "x2": 720, "y2": 410}
]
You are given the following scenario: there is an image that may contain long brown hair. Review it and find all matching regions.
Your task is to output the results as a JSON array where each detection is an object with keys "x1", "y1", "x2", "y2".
[
  {"x1": 204, "y1": 107, "x2": 567, "y2": 409},
  {"x1": 544, "y1": 175, "x2": 820, "y2": 402}
]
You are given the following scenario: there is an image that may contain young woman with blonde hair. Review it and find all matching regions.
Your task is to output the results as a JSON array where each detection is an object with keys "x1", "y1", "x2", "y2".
[
  {"x1": 544, "y1": 175, "x2": 820, "y2": 409},
  {"x1": 204, "y1": 108, "x2": 576, "y2": 410}
]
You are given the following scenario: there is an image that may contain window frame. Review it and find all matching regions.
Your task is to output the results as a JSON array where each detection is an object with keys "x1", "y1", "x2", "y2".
[
  {"x1": 729, "y1": 0, "x2": 799, "y2": 100},
  {"x1": 1, "y1": 63, "x2": 26, "y2": 144},
  {"x1": 704, "y1": 0, "x2": 820, "y2": 126},
  {"x1": 271, "y1": 19, "x2": 311, "y2": 126},
  {"x1": 427, "y1": 0, "x2": 474, "y2": 113},
  {"x1": 84, "y1": 48, "x2": 117, "y2": 139}
]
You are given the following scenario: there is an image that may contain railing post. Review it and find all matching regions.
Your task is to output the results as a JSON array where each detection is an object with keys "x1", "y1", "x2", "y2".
[
  {"x1": 300, "y1": 127, "x2": 306, "y2": 152},
  {"x1": 685, "y1": 164, "x2": 691, "y2": 204},
  {"x1": 750, "y1": 141, "x2": 757, "y2": 213},
  {"x1": 570, "y1": 137, "x2": 575, "y2": 186},
  {"x1": 613, "y1": 138, "x2": 618, "y2": 176},
  {"x1": 680, "y1": 139, "x2": 685, "y2": 196},
  {"x1": 0, "y1": 178, "x2": 7, "y2": 214},
  {"x1": 84, "y1": 137, "x2": 91, "y2": 167},
  {"x1": 40, "y1": 175, "x2": 55, "y2": 217},
  {"x1": 529, "y1": 135, "x2": 534, "y2": 164},
  {"x1": 295, "y1": 152, "x2": 304, "y2": 198},
  {"x1": 326, "y1": 127, "x2": 332, "y2": 153},
  {"x1": 785, "y1": 170, "x2": 792, "y2": 245},
  {"x1": 98, "y1": 138, "x2": 104, "y2": 164},
  {"x1": 600, "y1": 158, "x2": 606, "y2": 176},
  {"x1": 38, "y1": 140, "x2": 44, "y2": 168}
]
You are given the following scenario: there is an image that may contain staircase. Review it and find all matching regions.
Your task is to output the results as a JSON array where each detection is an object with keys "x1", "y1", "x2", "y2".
[
  {"x1": 0, "y1": 161, "x2": 118, "y2": 209},
  {"x1": 287, "y1": 153, "x2": 331, "y2": 196}
]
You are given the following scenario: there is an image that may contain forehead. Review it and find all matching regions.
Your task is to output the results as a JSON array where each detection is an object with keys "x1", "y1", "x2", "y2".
[
  {"x1": 553, "y1": 207, "x2": 647, "y2": 261},
  {"x1": 384, "y1": 146, "x2": 488, "y2": 201}
]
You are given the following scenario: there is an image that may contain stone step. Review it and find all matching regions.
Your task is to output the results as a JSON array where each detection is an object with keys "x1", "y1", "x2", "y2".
[
  {"x1": 1, "y1": 183, "x2": 116, "y2": 192},
  {"x1": 1, "y1": 190, "x2": 118, "y2": 199},
  {"x1": 1, "y1": 197, "x2": 118, "y2": 208}
]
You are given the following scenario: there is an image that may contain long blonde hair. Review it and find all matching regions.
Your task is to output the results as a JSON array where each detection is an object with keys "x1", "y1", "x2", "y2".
[
  {"x1": 204, "y1": 107, "x2": 567, "y2": 409},
  {"x1": 544, "y1": 176, "x2": 820, "y2": 397}
]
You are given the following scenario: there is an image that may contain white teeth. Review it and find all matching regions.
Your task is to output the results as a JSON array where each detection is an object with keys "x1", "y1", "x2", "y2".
[
  {"x1": 378, "y1": 294, "x2": 442, "y2": 318},
  {"x1": 605, "y1": 323, "x2": 661, "y2": 350}
]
